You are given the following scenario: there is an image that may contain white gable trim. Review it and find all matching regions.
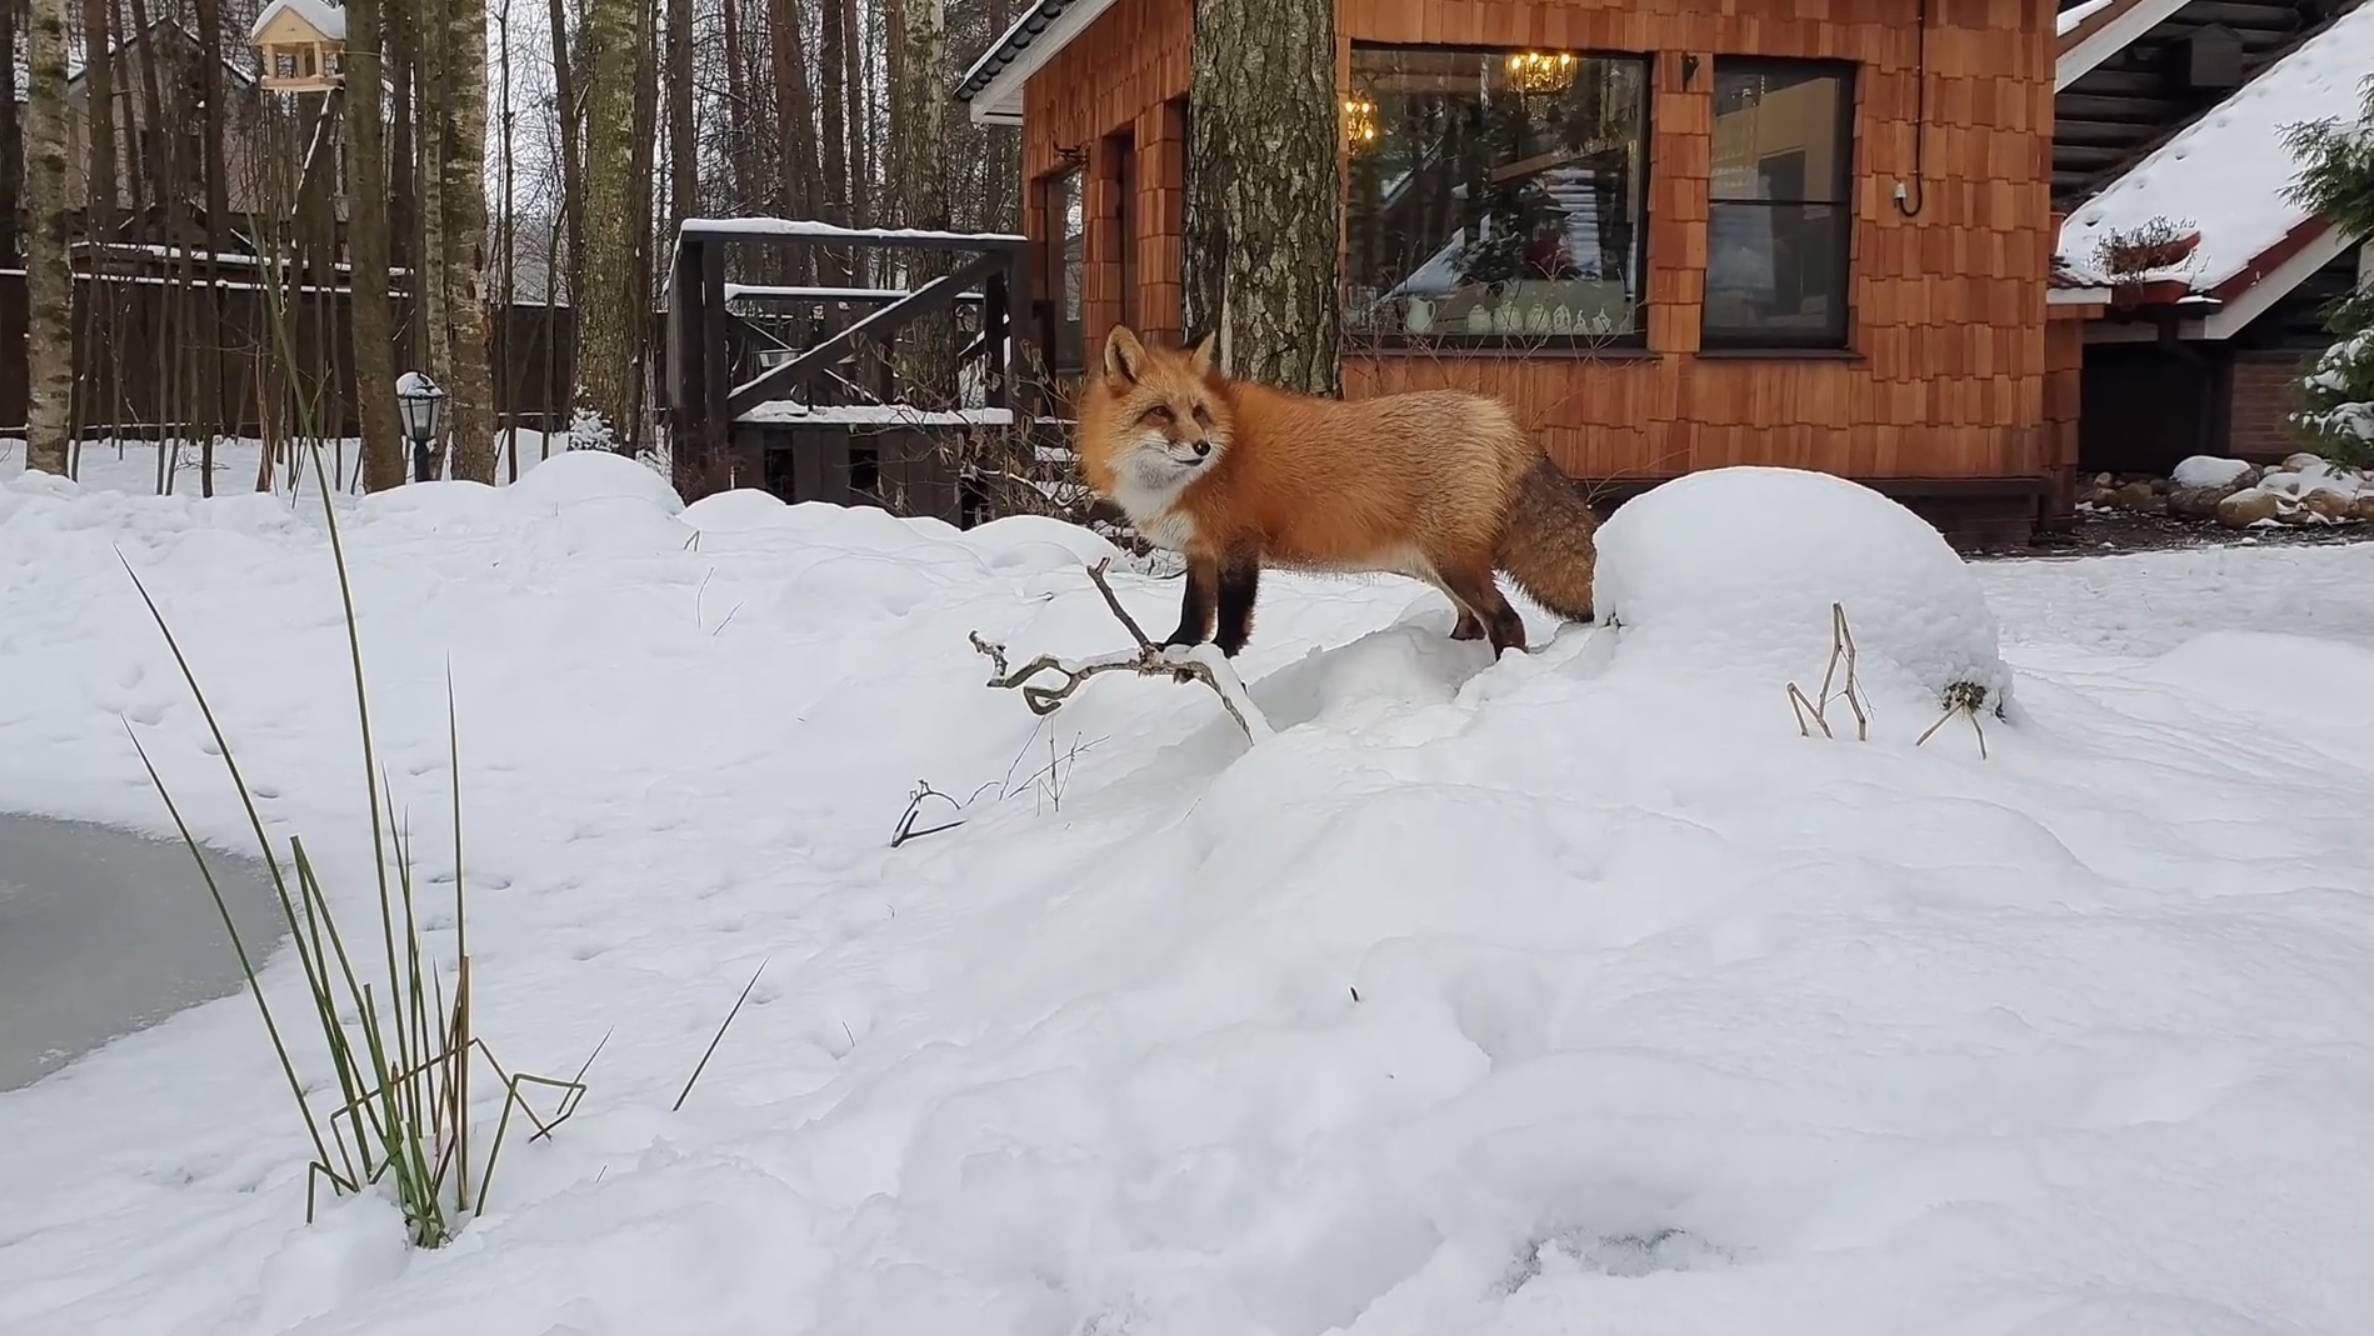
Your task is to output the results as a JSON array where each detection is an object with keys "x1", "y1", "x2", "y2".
[
  {"x1": 2198, "y1": 224, "x2": 2355, "y2": 340},
  {"x1": 2058, "y1": 0, "x2": 2190, "y2": 91}
]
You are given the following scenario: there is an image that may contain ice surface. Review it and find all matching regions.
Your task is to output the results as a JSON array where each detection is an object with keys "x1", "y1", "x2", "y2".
[{"x1": 3, "y1": 462, "x2": 2373, "y2": 1335}]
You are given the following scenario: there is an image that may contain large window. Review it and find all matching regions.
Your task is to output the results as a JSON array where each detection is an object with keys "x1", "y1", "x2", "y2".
[
  {"x1": 1705, "y1": 61, "x2": 1855, "y2": 349},
  {"x1": 1345, "y1": 46, "x2": 1649, "y2": 347}
]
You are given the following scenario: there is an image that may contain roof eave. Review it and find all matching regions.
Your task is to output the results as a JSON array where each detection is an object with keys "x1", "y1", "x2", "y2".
[
  {"x1": 2056, "y1": 0, "x2": 2190, "y2": 91},
  {"x1": 952, "y1": 0, "x2": 1117, "y2": 126}
]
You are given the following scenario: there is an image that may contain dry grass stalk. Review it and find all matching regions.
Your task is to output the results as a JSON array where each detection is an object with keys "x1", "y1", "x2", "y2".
[{"x1": 1787, "y1": 603, "x2": 1871, "y2": 742}]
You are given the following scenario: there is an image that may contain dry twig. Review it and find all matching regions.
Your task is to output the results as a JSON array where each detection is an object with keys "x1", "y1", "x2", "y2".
[{"x1": 970, "y1": 561, "x2": 1274, "y2": 743}]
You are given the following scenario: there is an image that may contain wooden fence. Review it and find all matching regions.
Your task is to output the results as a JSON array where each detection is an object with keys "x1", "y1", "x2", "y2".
[{"x1": 0, "y1": 268, "x2": 577, "y2": 437}]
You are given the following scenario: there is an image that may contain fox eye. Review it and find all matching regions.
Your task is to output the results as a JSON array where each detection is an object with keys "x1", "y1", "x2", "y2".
[
  {"x1": 1140, "y1": 405, "x2": 1174, "y2": 425},
  {"x1": 1191, "y1": 404, "x2": 1213, "y2": 428}
]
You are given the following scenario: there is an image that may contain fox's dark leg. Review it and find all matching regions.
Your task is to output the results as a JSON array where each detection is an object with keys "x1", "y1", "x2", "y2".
[
  {"x1": 1213, "y1": 550, "x2": 1262, "y2": 657},
  {"x1": 1164, "y1": 553, "x2": 1219, "y2": 648},
  {"x1": 1441, "y1": 563, "x2": 1527, "y2": 656},
  {"x1": 1449, "y1": 607, "x2": 1486, "y2": 641}
]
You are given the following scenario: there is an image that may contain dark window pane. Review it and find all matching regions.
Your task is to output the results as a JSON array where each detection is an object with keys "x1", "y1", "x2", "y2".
[
  {"x1": 1705, "y1": 202, "x2": 1850, "y2": 346},
  {"x1": 1344, "y1": 46, "x2": 1649, "y2": 345},
  {"x1": 1048, "y1": 168, "x2": 1085, "y2": 372},
  {"x1": 1711, "y1": 66, "x2": 1849, "y2": 204}
]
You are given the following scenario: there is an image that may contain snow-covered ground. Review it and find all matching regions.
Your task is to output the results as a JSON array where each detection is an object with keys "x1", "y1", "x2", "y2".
[
  {"x1": 3, "y1": 454, "x2": 2372, "y2": 1335},
  {"x1": 0, "y1": 431, "x2": 568, "y2": 498}
]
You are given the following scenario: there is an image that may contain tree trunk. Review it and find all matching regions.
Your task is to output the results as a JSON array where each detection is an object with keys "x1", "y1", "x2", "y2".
[
  {"x1": 627, "y1": 0, "x2": 659, "y2": 458},
  {"x1": 79, "y1": 0, "x2": 114, "y2": 230},
  {"x1": 845, "y1": 0, "x2": 869, "y2": 221},
  {"x1": 195, "y1": 0, "x2": 231, "y2": 486},
  {"x1": 1185, "y1": 0, "x2": 1341, "y2": 393},
  {"x1": 547, "y1": 0, "x2": 584, "y2": 322},
  {"x1": 892, "y1": 0, "x2": 953, "y2": 398},
  {"x1": 817, "y1": 0, "x2": 849, "y2": 281},
  {"x1": 666, "y1": 0, "x2": 697, "y2": 231},
  {"x1": 573, "y1": 0, "x2": 643, "y2": 446},
  {"x1": 388, "y1": 0, "x2": 414, "y2": 266},
  {"x1": 442, "y1": 0, "x2": 497, "y2": 481},
  {"x1": 417, "y1": 0, "x2": 452, "y2": 428},
  {"x1": 345, "y1": 0, "x2": 406, "y2": 490},
  {"x1": 722, "y1": 0, "x2": 752, "y2": 208},
  {"x1": 23, "y1": 0, "x2": 71, "y2": 474},
  {"x1": 0, "y1": 0, "x2": 21, "y2": 260},
  {"x1": 768, "y1": 0, "x2": 822, "y2": 239},
  {"x1": 498, "y1": 0, "x2": 519, "y2": 480}
]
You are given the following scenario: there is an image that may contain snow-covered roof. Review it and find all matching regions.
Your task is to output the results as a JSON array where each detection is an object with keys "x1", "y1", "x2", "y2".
[
  {"x1": 2057, "y1": 2, "x2": 2374, "y2": 300},
  {"x1": 953, "y1": 0, "x2": 1119, "y2": 126},
  {"x1": 249, "y1": 0, "x2": 347, "y2": 44}
]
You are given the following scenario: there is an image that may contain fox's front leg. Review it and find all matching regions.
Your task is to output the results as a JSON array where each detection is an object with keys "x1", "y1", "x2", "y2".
[
  {"x1": 1213, "y1": 550, "x2": 1261, "y2": 657},
  {"x1": 1164, "y1": 553, "x2": 1219, "y2": 649}
]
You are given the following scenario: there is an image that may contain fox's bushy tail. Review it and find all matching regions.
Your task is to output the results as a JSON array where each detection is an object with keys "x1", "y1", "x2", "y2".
[{"x1": 1497, "y1": 459, "x2": 1601, "y2": 622}]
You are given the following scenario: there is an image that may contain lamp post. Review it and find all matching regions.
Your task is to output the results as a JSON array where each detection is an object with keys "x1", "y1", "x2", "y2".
[{"x1": 395, "y1": 371, "x2": 448, "y2": 483}]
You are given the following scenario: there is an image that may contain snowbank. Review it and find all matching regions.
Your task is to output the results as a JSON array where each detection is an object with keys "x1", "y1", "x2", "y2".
[
  {"x1": 1593, "y1": 466, "x2": 2009, "y2": 715},
  {"x1": 3, "y1": 469, "x2": 2374, "y2": 1335}
]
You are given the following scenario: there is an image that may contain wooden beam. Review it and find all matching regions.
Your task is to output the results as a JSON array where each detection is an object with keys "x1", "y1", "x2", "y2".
[{"x1": 726, "y1": 249, "x2": 1008, "y2": 418}]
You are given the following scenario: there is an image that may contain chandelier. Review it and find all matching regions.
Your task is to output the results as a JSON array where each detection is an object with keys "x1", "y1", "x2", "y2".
[
  {"x1": 1505, "y1": 50, "x2": 1578, "y2": 94},
  {"x1": 1342, "y1": 94, "x2": 1380, "y2": 152}
]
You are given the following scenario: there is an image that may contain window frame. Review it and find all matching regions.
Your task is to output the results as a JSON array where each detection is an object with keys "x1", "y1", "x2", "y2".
[
  {"x1": 1701, "y1": 56, "x2": 1860, "y2": 353},
  {"x1": 1343, "y1": 40, "x2": 1657, "y2": 355}
]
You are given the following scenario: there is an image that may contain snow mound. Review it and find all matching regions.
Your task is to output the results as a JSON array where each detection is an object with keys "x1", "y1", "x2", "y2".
[
  {"x1": 679, "y1": 488, "x2": 792, "y2": 532},
  {"x1": 2172, "y1": 455, "x2": 2252, "y2": 489},
  {"x1": 957, "y1": 513, "x2": 1121, "y2": 573},
  {"x1": 1592, "y1": 466, "x2": 2010, "y2": 713},
  {"x1": 505, "y1": 449, "x2": 685, "y2": 516}
]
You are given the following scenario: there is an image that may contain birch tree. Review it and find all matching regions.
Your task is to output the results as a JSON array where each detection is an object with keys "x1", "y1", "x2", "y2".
[
  {"x1": 23, "y1": 0, "x2": 72, "y2": 475},
  {"x1": 1185, "y1": 0, "x2": 1342, "y2": 394},
  {"x1": 443, "y1": 0, "x2": 498, "y2": 481}
]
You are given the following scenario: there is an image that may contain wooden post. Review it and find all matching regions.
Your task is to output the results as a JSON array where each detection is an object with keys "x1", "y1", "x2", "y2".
[
  {"x1": 983, "y1": 266, "x2": 1009, "y2": 412},
  {"x1": 698, "y1": 240, "x2": 729, "y2": 496},
  {"x1": 1002, "y1": 241, "x2": 1032, "y2": 417}
]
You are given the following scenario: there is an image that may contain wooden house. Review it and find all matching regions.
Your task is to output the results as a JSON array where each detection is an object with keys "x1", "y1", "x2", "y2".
[
  {"x1": 249, "y1": 0, "x2": 347, "y2": 95},
  {"x1": 959, "y1": 0, "x2": 2067, "y2": 545},
  {"x1": 2050, "y1": 0, "x2": 2370, "y2": 474}
]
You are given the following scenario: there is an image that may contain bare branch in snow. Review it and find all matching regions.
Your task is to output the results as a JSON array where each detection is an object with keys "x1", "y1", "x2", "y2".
[{"x1": 970, "y1": 561, "x2": 1275, "y2": 743}]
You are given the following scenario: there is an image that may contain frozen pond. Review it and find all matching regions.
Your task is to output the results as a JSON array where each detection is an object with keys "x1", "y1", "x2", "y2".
[{"x1": 0, "y1": 814, "x2": 287, "y2": 1091}]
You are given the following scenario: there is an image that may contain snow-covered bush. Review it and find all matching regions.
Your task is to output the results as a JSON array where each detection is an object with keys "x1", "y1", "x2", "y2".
[
  {"x1": 2294, "y1": 325, "x2": 2374, "y2": 467},
  {"x1": 1592, "y1": 466, "x2": 2010, "y2": 721}
]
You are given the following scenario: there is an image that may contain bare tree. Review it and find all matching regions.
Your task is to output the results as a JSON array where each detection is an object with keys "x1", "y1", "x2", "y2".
[
  {"x1": 346, "y1": 0, "x2": 406, "y2": 490},
  {"x1": 24, "y1": 0, "x2": 71, "y2": 474}
]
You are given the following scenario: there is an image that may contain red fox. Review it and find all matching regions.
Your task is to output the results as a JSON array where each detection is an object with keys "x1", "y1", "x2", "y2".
[{"x1": 1075, "y1": 324, "x2": 1601, "y2": 657}]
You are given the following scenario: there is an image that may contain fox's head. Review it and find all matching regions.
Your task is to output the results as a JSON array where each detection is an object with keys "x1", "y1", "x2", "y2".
[{"x1": 1077, "y1": 325, "x2": 1234, "y2": 505}]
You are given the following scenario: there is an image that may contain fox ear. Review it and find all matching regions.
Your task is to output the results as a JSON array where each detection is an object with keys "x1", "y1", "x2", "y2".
[
  {"x1": 1187, "y1": 331, "x2": 1217, "y2": 375},
  {"x1": 1104, "y1": 325, "x2": 1145, "y2": 385}
]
